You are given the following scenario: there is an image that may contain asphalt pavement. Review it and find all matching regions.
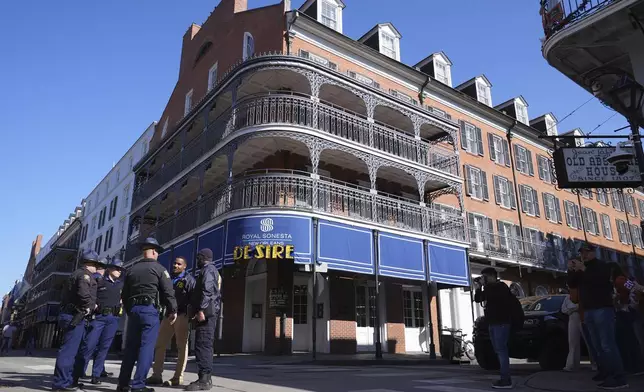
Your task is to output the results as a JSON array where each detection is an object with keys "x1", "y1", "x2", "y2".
[{"x1": 1, "y1": 352, "x2": 644, "y2": 391}]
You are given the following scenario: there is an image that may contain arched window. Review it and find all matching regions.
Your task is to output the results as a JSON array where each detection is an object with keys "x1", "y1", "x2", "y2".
[
  {"x1": 534, "y1": 285, "x2": 549, "y2": 296},
  {"x1": 509, "y1": 282, "x2": 525, "y2": 298},
  {"x1": 243, "y1": 32, "x2": 254, "y2": 60}
]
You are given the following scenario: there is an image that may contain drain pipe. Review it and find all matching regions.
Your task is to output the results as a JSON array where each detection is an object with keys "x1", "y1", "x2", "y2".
[
  {"x1": 418, "y1": 76, "x2": 430, "y2": 106},
  {"x1": 506, "y1": 120, "x2": 525, "y2": 278},
  {"x1": 284, "y1": 11, "x2": 298, "y2": 55}
]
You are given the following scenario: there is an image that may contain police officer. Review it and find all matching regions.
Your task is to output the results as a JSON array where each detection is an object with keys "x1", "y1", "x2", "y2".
[
  {"x1": 117, "y1": 238, "x2": 177, "y2": 392},
  {"x1": 52, "y1": 250, "x2": 105, "y2": 392},
  {"x1": 147, "y1": 256, "x2": 195, "y2": 387},
  {"x1": 72, "y1": 258, "x2": 125, "y2": 385},
  {"x1": 185, "y1": 248, "x2": 221, "y2": 391}
]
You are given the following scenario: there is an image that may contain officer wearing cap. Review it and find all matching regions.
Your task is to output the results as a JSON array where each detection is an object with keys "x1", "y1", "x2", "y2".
[
  {"x1": 72, "y1": 258, "x2": 125, "y2": 385},
  {"x1": 185, "y1": 248, "x2": 221, "y2": 391},
  {"x1": 52, "y1": 250, "x2": 106, "y2": 391},
  {"x1": 117, "y1": 238, "x2": 177, "y2": 392}
]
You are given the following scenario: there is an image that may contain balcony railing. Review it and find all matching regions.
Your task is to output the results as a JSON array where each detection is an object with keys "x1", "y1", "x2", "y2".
[
  {"x1": 542, "y1": 0, "x2": 617, "y2": 39},
  {"x1": 133, "y1": 93, "x2": 458, "y2": 208},
  {"x1": 469, "y1": 228, "x2": 568, "y2": 270},
  {"x1": 128, "y1": 170, "x2": 466, "y2": 260}
]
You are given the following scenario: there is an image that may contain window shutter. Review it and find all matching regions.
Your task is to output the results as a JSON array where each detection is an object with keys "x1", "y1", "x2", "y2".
[
  {"x1": 496, "y1": 220, "x2": 503, "y2": 233},
  {"x1": 542, "y1": 192, "x2": 550, "y2": 221},
  {"x1": 513, "y1": 144, "x2": 520, "y2": 171},
  {"x1": 488, "y1": 133, "x2": 496, "y2": 161},
  {"x1": 513, "y1": 224, "x2": 522, "y2": 240},
  {"x1": 533, "y1": 189, "x2": 540, "y2": 217},
  {"x1": 527, "y1": 150, "x2": 534, "y2": 176},
  {"x1": 467, "y1": 212, "x2": 475, "y2": 228},
  {"x1": 564, "y1": 202, "x2": 571, "y2": 226},
  {"x1": 503, "y1": 140, "x2": 511, "y2": 167},
  {"x1": 464, "y1": 165, "x2": 472, "y2": 196},
  {"x1": 481, "y1": 170, "x2": 489, "y2": 200},
  {"x1": 555, "y1": 197, "x2": 562, "y2": 223},
  {"x1": 486, "y1": 217, "x2": 495, "y2": 244},
  {"x1": 494, "y1": 176, "x2": 501, "y2": 205},
  {"x1": 509, "y1": 181, "x2": 517, "y2": 209},
  {"x1": 574, "y1": 205, "x2": 581, "y2": 229},
  {"x1": 300, "y1": 50, "x2": 310, "y2": 59},
  {"x1": 476, "y1": 127, "x2": 483, "y2": 156},
  {"x1": 519, "y1": 185, "x2": 526, "y2": 212},
  {"x1": 459, "y1": 121, "x2": 467, "y2": 150},
  {"x1": 593, "y1": 211, "x2": 600, "y2": 234},
  {"x1": 537, "y1": 157, "x2": 545, "y2": 180}
]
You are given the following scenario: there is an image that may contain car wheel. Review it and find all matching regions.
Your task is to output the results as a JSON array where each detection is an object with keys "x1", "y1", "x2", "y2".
[
  {"x1": 538, "y1": 333, "x2": 568, "y2": 371},
  {"x1": 474, "y1": 339, "x2": 500, "y2": 370}
]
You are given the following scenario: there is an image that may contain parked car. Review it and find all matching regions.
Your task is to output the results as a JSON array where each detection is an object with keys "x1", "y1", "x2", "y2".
[{"x1": 473, "y1": 294, "x2": 586, "y2": 371}]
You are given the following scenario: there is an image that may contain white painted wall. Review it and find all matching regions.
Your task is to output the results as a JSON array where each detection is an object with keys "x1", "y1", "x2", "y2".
[{"x1": 79, "y1": 122, "x2": 156, "y2": 261}]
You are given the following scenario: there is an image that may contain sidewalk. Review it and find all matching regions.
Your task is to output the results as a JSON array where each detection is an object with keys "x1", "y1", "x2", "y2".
[
  {"x1": 524, "y1": 370, "x2": 644, "y2": 391},
  {"x1": 209, "y1": 352, "x2": 451, "y2": 366}
]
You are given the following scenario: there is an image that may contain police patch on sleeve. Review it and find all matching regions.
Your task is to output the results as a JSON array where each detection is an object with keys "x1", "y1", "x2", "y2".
[
  {"x1": 84, "y1": 275, "x2": 90, "y2": 281},
  {"x1": 163, "y1": 270, "x2": 170, "y2": 279}
]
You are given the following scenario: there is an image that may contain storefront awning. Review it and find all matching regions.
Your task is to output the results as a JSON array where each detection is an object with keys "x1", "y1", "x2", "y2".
[
  {"x1": 318, "y1": 220, "x2": 373, "y2": 274},
  {"x1": 197, "y1": 225, "x2": 224, "y2": 269},
  {"x1": 427, "y1": 242, "x2": 469, "y2": 287},
  {"x1": 377, "y1": 233, "x2": 425, "y2": 281}
]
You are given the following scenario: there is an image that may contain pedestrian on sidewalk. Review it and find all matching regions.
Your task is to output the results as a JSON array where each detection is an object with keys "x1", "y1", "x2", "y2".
[
  {"x1": 567, "y1": 243, "x2": 628, "y2": 390},
  {"x1": 146, "y1": 256, "x2": 195, "y2": 387},
  {"x1": 474, "y1": 267, "x2": 520, "y2": 389},
  {"x1": 116, "y1": 238, "x2": 177, "y2": 392},
  {"x1": 1, "y1": 323, "x2": 17, "y2": 355},
  {"x1": 72, "y1": 258, "x2": 125, "y2": 385},
  {"x1": 24, "y1": 326, "x2": 35, "y2": 356},
  {"x1": 561, "y1": 284, "x2": 586, "y2": 371},
  {"x1": 611, "y1": 264, "x2": 644, "y2": 376},
  {"x1": 185, "y1": 248, "x2": 221, "y2": 391}
]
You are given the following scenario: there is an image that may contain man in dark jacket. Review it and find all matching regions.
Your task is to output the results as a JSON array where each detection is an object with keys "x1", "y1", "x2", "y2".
[
  {"x1": 185, "y1": 248, "x2": 221, "y2": 391},
  {"x1": 474, "y1": 267, "x2": 514, "y2": 389},
  {"x1": 147, "y1": 256, "x2": 195, "y2": 387},
  {"x1": 568, "y1": 243, "x2": 627, "y2": 389}
]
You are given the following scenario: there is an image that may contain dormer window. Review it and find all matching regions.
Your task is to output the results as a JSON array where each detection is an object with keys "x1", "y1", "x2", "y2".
[
  {"x1": 476, "y1": 80, "x2": 492, "y2": 106},
  {"x1": 381, "y1": 33, "x2": 396, "y2": 59},
  {"x1": 515, "y1": 100, "x2": 529, "y2": 125},
  {"x1": 434, "y1": 61, "x2": 450, "y2": 85},
  {"x1": 415, "y1": 52, "x2": 453, "y2": 87},
  {"x1": 321, "y1": 1, "x2": 337, "y2": 30},
  {"x1": 545, "y1": 115, "x2": 557, "y2": 136}
]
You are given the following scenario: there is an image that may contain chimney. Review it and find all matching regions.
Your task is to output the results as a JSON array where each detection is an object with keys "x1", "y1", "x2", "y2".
[{"x1": 219, "y1": 0, "x2": 248, "y2": 15}]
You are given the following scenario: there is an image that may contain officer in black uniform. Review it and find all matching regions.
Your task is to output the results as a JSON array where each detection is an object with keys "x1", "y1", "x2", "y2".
[
  {"x1": 52, "y1": 250, "x2": 105, "y2": 391},
  {"x1": 117, "y1": 238, "x2": 177, "y2": 392},
  {"x1": 185, "y1": 248, "x2": 221, "y2": 391},
  {"x1": 73, "y1": 258, "x2": 125, "y2": 385}
]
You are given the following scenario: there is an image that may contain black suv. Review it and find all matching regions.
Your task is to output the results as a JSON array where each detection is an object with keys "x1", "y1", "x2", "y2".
[{"x1": 473, "y1": 294, "x2": 586, "y2": 371}]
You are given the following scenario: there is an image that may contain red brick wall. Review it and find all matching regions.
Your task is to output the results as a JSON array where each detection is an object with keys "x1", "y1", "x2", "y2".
[
  {"x1": 219, "y1": 261, "x2": 247, "y2": 353},
  {"x1": 329, "y1": 276, "x2": 357, "y2": 353},
  {"x1": 384, "y1": 282, "x2": 405, "y2": 353}
]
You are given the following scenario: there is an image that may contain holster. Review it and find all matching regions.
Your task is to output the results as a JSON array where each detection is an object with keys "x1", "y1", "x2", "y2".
[{"x1": 70, "y1": 310, "x2": 86, "y2": 327}]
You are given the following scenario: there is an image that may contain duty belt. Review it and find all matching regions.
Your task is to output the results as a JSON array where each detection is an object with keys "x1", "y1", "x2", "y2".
[
  {"x1": 128, "y1": 296, "x2": 155, "y2": 308},
  {"x1": 97, "y1": 306, "x2": 121, "y2": 316}
]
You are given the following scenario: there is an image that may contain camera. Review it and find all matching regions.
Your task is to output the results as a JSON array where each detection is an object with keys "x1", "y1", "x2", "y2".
[
  {"x1": 473, "y1": 276, "x2": 484, "y2": 286},
  {"x1": 607, "y1": 144, "x2": 634, "y2": 175}
]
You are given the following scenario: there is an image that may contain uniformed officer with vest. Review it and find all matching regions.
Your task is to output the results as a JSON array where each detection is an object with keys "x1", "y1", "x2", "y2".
[
  {"x1": 52, "y1": 250, "x2": 106, "y2": 391},
  {"x1": 147, "y1": 256, "x2": 196, "y2": 387},
  {"x1": 185, "y1": 248, "x2": 221, "y2": 391},
  {"x1": 73, "y1": 258, "x2": 125, "y2": 385},
  {"x1": 117, "y1": 238, "x2": 177, "y2": 392}
]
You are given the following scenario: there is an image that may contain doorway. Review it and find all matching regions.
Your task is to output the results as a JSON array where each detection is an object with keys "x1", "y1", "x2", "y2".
[
  {"x1": 242, "y1": 260, "x2": 267, "y2": 352},
  {"x1": 356, "y1": 284, "x2": 376, "y2": 351},
  {"x1": 292, "y1": 276, "x2": 311, "y2": 352},
  {"x1": 403, "y1": 287, "x2": 429, "y2": 352}
]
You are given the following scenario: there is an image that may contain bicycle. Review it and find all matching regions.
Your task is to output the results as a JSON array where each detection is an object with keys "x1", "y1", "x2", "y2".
[{"x1": 441, "y1": 327, "x2": 475, "y2": 361}]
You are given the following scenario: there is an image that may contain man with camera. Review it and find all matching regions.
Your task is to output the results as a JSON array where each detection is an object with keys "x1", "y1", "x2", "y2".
[
  {"x1": 567, "y1": 243, "x2": 628, "y2": 390},
  {"x1": 474, "y1": 267, "x2": 517, "y2": 389}
]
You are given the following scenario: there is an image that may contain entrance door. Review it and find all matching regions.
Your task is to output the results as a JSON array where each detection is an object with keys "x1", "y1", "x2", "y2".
[
  {"x1": 292, "y1": 277, "x2": 311, "y2": 352},
  {"x1": 243, "y1": 274, "x2": 266, "y2": 352},
  {"x1": 356, "y1": 285, "x2": 376, "y2": 351},
  {"x1": 403, "y1": 288, "x2": 426, "y2": 352}
]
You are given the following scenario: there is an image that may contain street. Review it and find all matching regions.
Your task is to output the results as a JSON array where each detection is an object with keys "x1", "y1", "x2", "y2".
[{"x1": 2, "y1": 353, "x2": 644, "y2": 392}]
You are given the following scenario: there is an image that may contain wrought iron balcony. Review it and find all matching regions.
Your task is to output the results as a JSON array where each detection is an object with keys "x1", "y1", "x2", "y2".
[
  {"x1": 133, "y1": 93, "x2": 458, "y2": 208},
  {"x1": 469, "y1": 228, "x2": 569, "y2": 270},
  {"x1": 541, "y1": 0, "x2": 618, "y2": 39},
  {"x1": 127, "y1": 170, "x2": 466, "y2": 260}
]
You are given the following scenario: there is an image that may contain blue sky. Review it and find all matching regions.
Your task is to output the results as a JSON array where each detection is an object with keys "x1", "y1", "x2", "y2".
[{"x1": 0, "y1": 0, "x2": 626, "y2": 294}]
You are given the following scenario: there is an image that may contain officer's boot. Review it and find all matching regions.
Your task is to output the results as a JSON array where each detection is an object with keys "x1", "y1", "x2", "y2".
[{"x1": 184, "y1": 373, "x2": 212, "y2": 391}]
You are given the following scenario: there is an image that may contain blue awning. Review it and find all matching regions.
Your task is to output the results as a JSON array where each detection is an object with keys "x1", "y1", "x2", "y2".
[
  {"x1": 378, "y1": 233, "x2": 425, "y2": 281},
  {"x1": 197, "y1": 225, "x2": 224, "y2": 269},
  {"x1": 158, "y1": 250, "x2": 172, "y2": 271},
  {"x1": 224, "y1": 215, "x2": 312, "y2": 265},
  {"x1": 427, "y1": 242, "x2": 469, "y2": 286},
  {"x1": 173, "y1": 238, "x2": 196, "y2": 271},
  {"x1": 318, "y1": 220, "x2": 373, "y2": 274}
]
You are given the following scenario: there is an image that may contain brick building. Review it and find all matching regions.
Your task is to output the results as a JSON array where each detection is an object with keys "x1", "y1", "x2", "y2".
[{"x1": 123, "y1": 0, "x2": 644, "y2": 355}]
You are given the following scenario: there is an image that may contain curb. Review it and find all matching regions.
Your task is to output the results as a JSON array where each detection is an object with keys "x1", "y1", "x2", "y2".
[{"x1": 287, "y1": 359, "x2": 451, "y2": 366}]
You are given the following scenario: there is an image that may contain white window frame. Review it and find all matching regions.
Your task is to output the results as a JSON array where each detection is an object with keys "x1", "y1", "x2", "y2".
[
  {"x1": 515, "y1": 101, "x2": 528, "y2": 125},
  {"x1": 491, "y1": 134, "x2": 507, "y2": 166},
  {"x1": 496, "y1": 176, "x2": 512, "y2": 209},
  {"x1": 380, "y1": 31, "x2": 398, "y2": 60},
  {"x1": 434, "y1": 60, "x2": 451, "y2": 86},
  {"x1": 184, "y1": 89, "x2": 193, "y2": 116},
  {"x1": 124, "y1": 183, "x2": 131, "y2": 211},
  {"x1": 632, "y1": 225, "x2": 643, "y2": 248},
  {"x1": 498, "y1": 220, "x2": 516, "y2": 252},
  {"x1": 516, "y1": 145, "x2": 529, "y2": 174},
  {"x1": 464, "y1": 123, "x2": 479, "y2": 154},
  {"x1": 538, "y1": 155, "x2": 552, "y2": 183},
  {"x1": 545, "y1": 116, "x2": 557, "y2": 136},
  {"x1": 583, "y1": 207, "x2": 599, "y2": 235},
  {"x1": 320, "y1": 0, "x2": 338, "y2": 31},
  {"x1": 118, "y1": 216, "x2": 126, "y2": 244},
  {"x1": 597, "y1": 189, "x2": 608, "y2": 205},
  {"x1": 544, "y1": 193, "x2": 557, "y2": 223},
  {"x1": 477, "y1": 82, "x2": 491, "y2": 106},
  {"x1": 617, "y1": 219, "x2": 630, "y2": 244},
  {"x1": 521, "y1": 185, "x2": 537, "y2": 216},
  {"x1": 468, "y1": 166, "x2": 484, "y2": 200},
  {"x1": 243, "y1": 32, "x2": 254, "y2": 60},
  {"x1": 208, "y1": 62, "x2": 218, "y2": 91},
  {"x1": 601, "y1": 213, "x2": 612, "y2": 240},
  {"x1": 564, "y1": 200, "x2": 580, "y2": 229}
]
